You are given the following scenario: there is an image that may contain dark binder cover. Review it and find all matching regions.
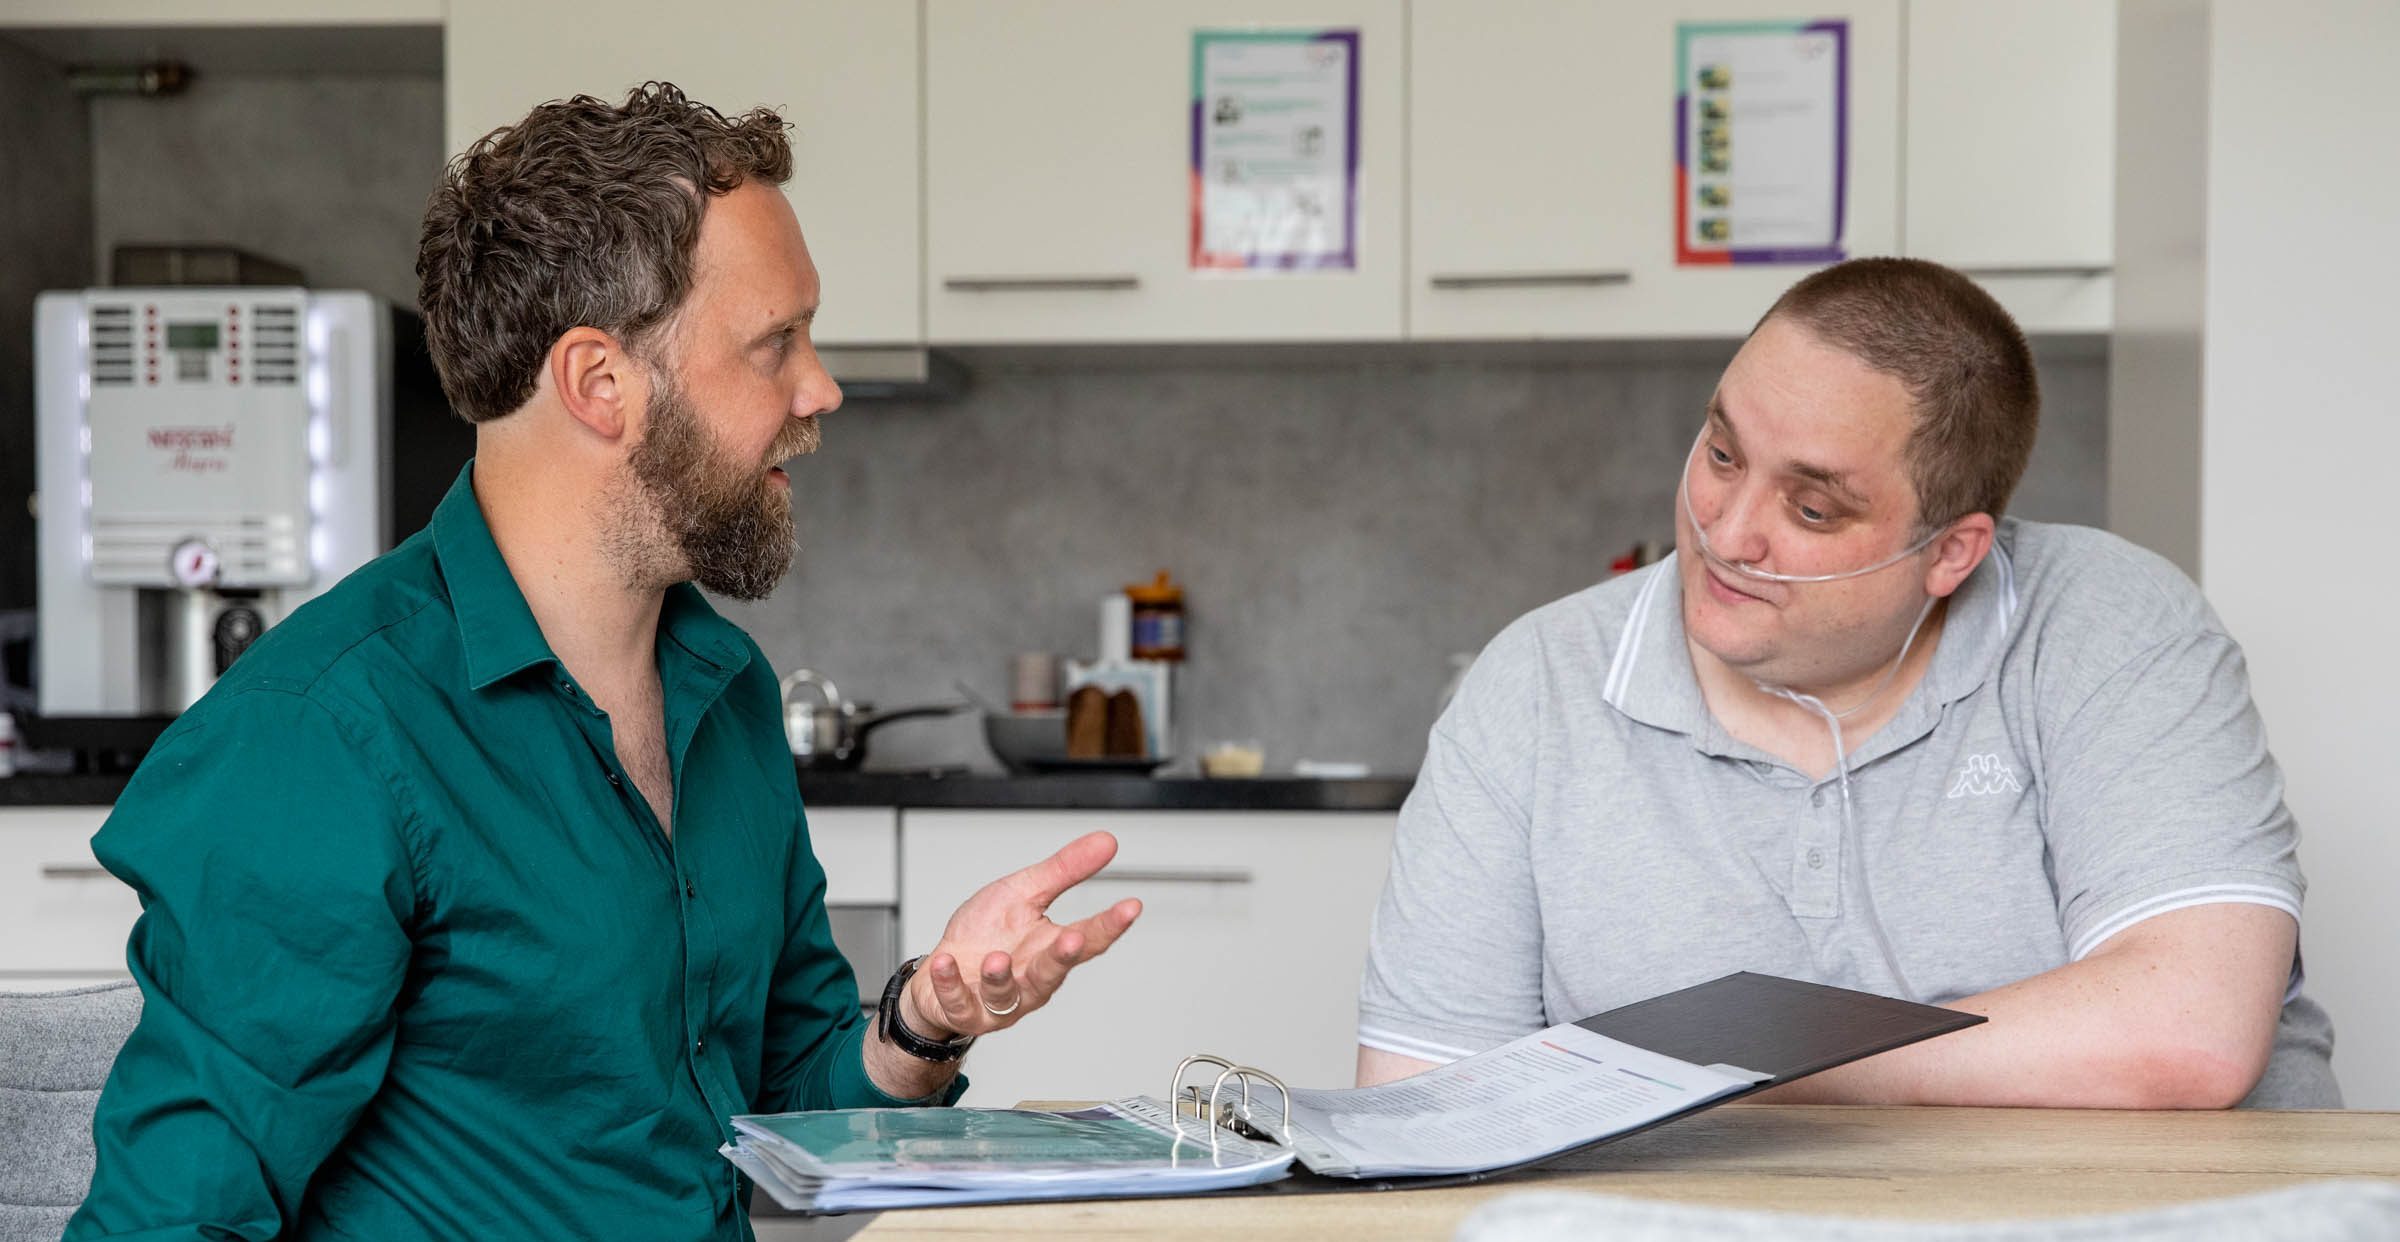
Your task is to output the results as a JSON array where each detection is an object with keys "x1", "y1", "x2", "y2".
[{"x1": 1223, "y1": 971, "x2": 1983, "y2": 1199}]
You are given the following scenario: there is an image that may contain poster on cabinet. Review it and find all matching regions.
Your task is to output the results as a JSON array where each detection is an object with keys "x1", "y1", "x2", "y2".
[
  {"x1": 1675, "y1": 20, "x2": 1849, "y2": 265},
  {"x1": 1191, "y1": 29, "x2": 1360, "y2": 271}
]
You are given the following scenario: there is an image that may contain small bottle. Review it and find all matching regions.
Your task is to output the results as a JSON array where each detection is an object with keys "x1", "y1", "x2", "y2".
[{"x1": 1125, "y1": 570, "x2": 1186, "y2": 662}]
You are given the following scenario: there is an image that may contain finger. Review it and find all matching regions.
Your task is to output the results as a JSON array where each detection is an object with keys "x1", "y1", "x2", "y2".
[
  {"x1": 922, "y1": 953, "x2": 984, "y2": 1035},
  {"x1": 978, "y1": 950, "x2": 1021, "y2": 1018},
  {"x1": 1019, "y1": 897, "x2": 1141, "y2": 999},
  {"x1": 1019, "y1": 926, "x2": 1084, "y2": 998},
  {"x1": 1009, "y1": 831, "x2": 1120, "y2": 911},
  {"x1": 1067, "y1": 897, "x2": 1143, "y2": 957}
]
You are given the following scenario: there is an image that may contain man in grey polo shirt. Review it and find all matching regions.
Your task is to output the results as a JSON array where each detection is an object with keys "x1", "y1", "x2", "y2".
[{"x1": 1358, "y1": 258, "x2": 2337, "y2": 1108}]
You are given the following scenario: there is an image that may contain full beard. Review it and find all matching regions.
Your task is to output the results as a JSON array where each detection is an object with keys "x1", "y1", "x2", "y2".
[{"x1": 617, "y1": 372, "x2": 817, "y2": 601}]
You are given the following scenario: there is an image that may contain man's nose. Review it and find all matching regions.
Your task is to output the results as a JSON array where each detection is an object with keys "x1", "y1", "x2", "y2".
[
  {"x1": 794, "y1": 348, "x2": 843, "y2": 420},
  {"x1": 1706, "y1": 480, "x2": 1775, "y2": 565}
]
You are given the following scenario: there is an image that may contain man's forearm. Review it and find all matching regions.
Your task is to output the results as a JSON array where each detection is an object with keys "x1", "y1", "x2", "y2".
[
  {"x1": 1757, "y1": 904, "x2": 2294, "y2": 1108},
  {"x1": 859, "y1": 1002, "x2": 967, "y2": 1102}
]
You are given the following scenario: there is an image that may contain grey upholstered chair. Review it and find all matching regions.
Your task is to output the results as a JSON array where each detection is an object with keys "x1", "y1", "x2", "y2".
[{"x1": 0, "y1": 981, "x2": 141, "y2": 1242}]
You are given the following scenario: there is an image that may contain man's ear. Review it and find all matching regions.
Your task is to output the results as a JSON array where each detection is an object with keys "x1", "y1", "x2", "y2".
[
  {"x1": 546, "y1": 326, "x2": 640, "y2": 442},
  {"x1": 1924, "y1": 512, "x2": 1996, "y2": 599}
]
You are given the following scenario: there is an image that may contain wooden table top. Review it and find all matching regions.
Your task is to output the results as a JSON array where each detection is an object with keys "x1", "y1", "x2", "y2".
[{"x1": 852, "y1": 1105, "x2": 2400, "y2": 1241}]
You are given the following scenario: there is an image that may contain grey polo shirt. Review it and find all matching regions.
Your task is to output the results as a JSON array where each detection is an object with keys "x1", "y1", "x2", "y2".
[{"x1": 1360, "y1": 518, "x2": 2338, "y2": 1107}]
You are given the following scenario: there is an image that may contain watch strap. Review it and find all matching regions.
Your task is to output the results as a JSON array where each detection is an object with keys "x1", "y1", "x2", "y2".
[{"x1": 878, "y1": 956, "x2": 975, "y2": 1063}]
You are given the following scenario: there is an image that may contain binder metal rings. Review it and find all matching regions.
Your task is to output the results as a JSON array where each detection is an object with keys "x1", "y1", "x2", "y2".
[{"x1": 1169, "y1": 1054, "x2": 1291, "y2": 1148}]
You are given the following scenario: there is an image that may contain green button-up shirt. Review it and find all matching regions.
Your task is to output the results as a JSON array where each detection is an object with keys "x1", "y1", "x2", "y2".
[{"x1": 70, "y1": 466, "x2": 958, "y2": 1241}]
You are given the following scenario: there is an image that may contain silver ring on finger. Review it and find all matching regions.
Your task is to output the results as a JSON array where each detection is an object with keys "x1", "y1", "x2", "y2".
[{"x1": 983, "y1": 994, "x2": 1021, "y2": 1017}]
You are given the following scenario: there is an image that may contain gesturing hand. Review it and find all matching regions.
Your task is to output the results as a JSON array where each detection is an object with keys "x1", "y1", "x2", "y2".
[{"x1": 901, "y1": 831, "x2": 1143, "y2": 1040}]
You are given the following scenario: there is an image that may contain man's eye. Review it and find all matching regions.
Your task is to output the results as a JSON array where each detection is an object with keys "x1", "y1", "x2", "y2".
[
  {"x1": 1706, "y1": 444, "x2": 1734, "y2": 467},
  {"x1": 1795, "y1": 504, "x2": 1830, "y2": 525}
]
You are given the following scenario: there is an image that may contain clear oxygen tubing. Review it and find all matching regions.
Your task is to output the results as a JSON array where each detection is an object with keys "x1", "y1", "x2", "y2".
[
  {"x1": 1677, "y1": 425, "x2": 1944, "y2": 1001},
  {"x1": 1680, "y1": 428, "x2": 1943, "y2": 584}
]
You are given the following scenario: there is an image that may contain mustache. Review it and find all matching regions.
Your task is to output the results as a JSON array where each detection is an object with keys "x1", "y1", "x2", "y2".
[{"x1": 766, "y1": 416, "x2": 821, "y2": 465}]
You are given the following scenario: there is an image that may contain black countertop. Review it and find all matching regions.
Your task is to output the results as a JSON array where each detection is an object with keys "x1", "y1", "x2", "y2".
[{"x1": 0, "y1": 769, "x2": 1411, "y2": 813}]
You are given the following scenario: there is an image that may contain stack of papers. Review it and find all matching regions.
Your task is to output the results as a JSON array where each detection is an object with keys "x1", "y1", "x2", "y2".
[{"x1": 723, "y1": 1096, "x2": 1294, "y2": 1212}]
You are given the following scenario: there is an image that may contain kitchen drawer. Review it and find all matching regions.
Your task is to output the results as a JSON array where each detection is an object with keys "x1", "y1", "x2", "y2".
[
  {"x1": 805, "y1": 805, "x2": 898, "y2": 907},
  {"x1": 0, "y1": 807, "x2": 139, "y2": 978}
]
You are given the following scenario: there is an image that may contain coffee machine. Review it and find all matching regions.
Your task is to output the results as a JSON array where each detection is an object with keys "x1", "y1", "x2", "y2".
[{"x1": 33, "y1": 287, "x2": 460, "y2": 729}]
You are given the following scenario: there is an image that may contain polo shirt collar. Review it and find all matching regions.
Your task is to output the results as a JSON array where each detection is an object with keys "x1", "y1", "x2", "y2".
[
  {"x1": 1599, "y1": 532, "x2": 2021, "y2": 757},
  {"x1": 431, "y1": 463, "x2": 756, "y2": 693}
]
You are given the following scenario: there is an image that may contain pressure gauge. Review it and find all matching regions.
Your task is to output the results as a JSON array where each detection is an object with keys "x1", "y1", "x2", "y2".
[{"x1": 170, "y1": 538, "x2": 221, "y2": 588}]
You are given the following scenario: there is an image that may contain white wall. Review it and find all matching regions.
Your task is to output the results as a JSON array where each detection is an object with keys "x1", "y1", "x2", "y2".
[{"x1": 2200, "y1": 1, "x2": 2400, "y2": 1106}]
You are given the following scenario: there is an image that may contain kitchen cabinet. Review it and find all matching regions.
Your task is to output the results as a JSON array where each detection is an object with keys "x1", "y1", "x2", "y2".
[
  {"x1": 0, "y1": 807, "x2": 138, "y2": 991},
  {"x1": 444, "y1": 0, "x2": 922, "y2": 348},
  {"x1": 923, "y1": 0, "x2": 1407, "y2": 343},
  {"x1": 899, "y1": 809, "x2": 1396, "y2": 1107},
  {"x1": 807, "y1": 806, "x2": 902, "y2": 1008},
  {"x1": 1902, "y1": 0, "x2": 2115, "y2": 332},
  {"x1": 1408, "y1": 0, "x2": 1902, "y2": 340}
]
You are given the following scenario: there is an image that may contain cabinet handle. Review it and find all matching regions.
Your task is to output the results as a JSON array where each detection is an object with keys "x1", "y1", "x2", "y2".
[
  {"x1": 40, "y1": 863, "x2": 113, "y2": 880},
  {"x1": 943, "y1": 275, "x2": 1142, "y2": 292},
  {"x1": 1951, "y1": 264, "x2": 2112, "y2": 279},
  {"x1": 1429, "y1": 270, "x2": 1633, "y2": 290},
  {"x1": 1095, "y1": 867, "x2": 1253, "y2": 886}
]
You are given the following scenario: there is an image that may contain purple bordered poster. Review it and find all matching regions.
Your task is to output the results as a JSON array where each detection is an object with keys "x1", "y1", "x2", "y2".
[
  {"x1": 1676, "y1": 20, "x2": 1849, "y2": 266},
  {"x1": 1191, "y1": 28, "x2": 1360, "y2": 271}
]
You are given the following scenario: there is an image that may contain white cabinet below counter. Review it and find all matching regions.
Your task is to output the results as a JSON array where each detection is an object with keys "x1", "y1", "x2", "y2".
[
  {"x1": 899, "y1": 809, "x2": 1396, "y2": 1108},
  {"x1": 0, "y1": 806, "x2": 137, "y2": 991}
]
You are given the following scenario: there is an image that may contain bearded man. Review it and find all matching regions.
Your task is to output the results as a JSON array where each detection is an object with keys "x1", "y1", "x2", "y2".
[{"x1": 70, "y1": 84, "x2": 1140, "y2": 1240}]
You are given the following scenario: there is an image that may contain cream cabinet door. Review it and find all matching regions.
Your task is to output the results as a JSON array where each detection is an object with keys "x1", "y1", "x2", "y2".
[
  {"x1": 444, "y1": 0, "x2": 921, "y2": 348},
  {"x1": 0, "y1": 807, "x2": 138, "y2": 987},
  {"x1": 1904, "y1": 0, "x2": 2115, "y2": 332},
  {"x1": 1411, "y1": 0, "x2": 1900, "y2": 340},
  {"x1": 898, "y1": 810, "x2": 1395, "y2": 1108},
  {"x1": 925, "y1": 0, "x2": 1405, "y2": 343}
]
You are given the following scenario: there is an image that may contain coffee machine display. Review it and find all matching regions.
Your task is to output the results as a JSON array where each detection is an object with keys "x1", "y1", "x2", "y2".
[{"x1": 33, "y1": 287, "x2": 459, "y2": 732}]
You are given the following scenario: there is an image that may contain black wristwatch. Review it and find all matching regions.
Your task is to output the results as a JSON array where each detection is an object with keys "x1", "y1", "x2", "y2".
[{"x1": 877, "y1": 956, "x2": 976, "y2": 1063}]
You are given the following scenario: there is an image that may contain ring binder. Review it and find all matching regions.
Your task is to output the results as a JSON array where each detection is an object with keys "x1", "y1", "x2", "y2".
[{"x1": 725, "y1": 971, "x2": 1984, "y2": 1214}]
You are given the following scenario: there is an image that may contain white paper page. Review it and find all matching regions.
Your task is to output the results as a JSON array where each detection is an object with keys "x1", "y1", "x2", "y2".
[{"x1": 1263, "y1": 1024, "x2": 1754, "y2": 1177}]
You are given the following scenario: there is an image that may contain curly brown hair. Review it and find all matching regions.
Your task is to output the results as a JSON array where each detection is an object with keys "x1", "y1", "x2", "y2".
[
  {"x1": 415, "y1": 82, "x2": 793, "y2": 423},
  {"x1": 1756, "y1": 259, "x2": 2040, "y2": 531}
]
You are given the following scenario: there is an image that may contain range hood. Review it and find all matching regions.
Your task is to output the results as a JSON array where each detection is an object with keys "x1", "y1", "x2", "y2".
[{"x1": 818, "y1": 346, "x2": 968, "y2": 401}]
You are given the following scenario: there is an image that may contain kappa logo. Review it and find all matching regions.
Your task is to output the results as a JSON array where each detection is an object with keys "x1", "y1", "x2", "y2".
[{"x1": 1946, "y1": 753, "x2": 2024, "y2": 799}]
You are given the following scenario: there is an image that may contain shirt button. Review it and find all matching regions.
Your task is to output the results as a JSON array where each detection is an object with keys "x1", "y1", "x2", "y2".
[
  {"x1": 605, "y1": 770, "x2": 622, "y2": 789},
  {"x1": 684, "y1": 878, "x2": 697, "y2": 899},
  {"x1": 1806, "y1": 848, "x2": 1826, "y2": 870},
  {"x1": 1810, "y1": 788, "x2": 1827, "y2": 808},
  {"x1": 694, "y1": 1037, "x2": 706, "y2": 1055}
]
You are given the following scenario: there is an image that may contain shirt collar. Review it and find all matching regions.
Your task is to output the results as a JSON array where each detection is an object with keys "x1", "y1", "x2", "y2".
[
  {"x1": 1600, "y1": 531, "x2": 2021, "y2": 747},
  {"x1": 431, "y1": 463, "x2": 559, "y2": 691},
  {"x1": 429, "y1": 462, "x2": 754, "y2": 693}
]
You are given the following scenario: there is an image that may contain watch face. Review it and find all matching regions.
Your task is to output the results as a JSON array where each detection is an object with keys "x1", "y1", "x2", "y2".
[{"x1": 170, "y1": 539, "x2": 221, "y2": 588}]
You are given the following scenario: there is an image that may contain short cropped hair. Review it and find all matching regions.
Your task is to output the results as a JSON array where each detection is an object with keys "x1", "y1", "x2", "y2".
[
  {"x1": 416, "y1": 82, "x2": 792, "y2": 423},
  {"x1": 1760, "y1": 258, "x2": 2040, "y2": 529}
]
